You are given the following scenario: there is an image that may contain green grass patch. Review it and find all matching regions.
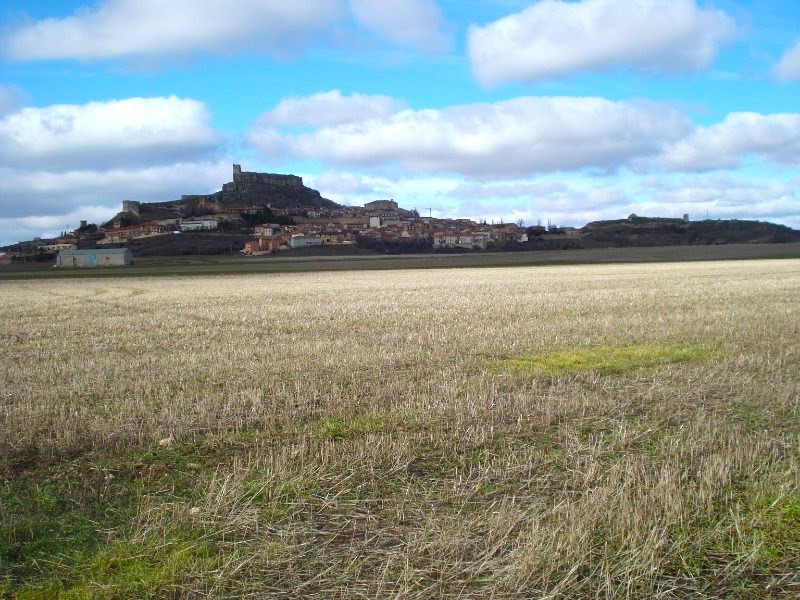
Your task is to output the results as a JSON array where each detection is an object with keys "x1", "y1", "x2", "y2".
[
  {"x1": 501, "y1": 344, "x2": 710, "y2": 376},
  {"x1": 724, "y1": 490, "x2": 800, "y2": 570},
  {"x1": 0, "y1": 474, "x2": 136, "y2": 585},
  {"x1": 754, "y1": 491, "x2": 800, "y2": 567},
  {"x1": 0, "y1": 444, "x2": 213, "y2": 591},
  {"x1": 12, "y1": 532, "x2": 224, "y2": 599},
  {"x1": 675, "y1": 486, "x2": 800, "y2": 582},
  {"x1": 2, "y1": 433, "x2": 314, "y2": 597},
  {"x1": 312, "y1": 413, "x2": 389, "y2": 440}
]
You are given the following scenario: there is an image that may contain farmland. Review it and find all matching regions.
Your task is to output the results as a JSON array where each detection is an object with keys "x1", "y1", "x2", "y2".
[{"x1": 1, "y1": 259, "x2": 799, "y2": 598}]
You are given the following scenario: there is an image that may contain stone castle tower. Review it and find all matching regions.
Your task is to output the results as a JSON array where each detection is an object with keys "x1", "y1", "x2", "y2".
[
  {"x1": 122, "y1": 200, "x2": 141, "y2": 216},
  {"x1": 223, "y1": 164, "x2": 302, "y2": 192}
]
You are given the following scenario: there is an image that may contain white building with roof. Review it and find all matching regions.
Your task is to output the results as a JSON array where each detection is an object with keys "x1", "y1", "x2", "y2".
[
  {"x1": 56, "y1": 248, "x2": 133, "y2": 267},
  {"x1": 290, "y1": 234, "x2": 322, "y2": 248}
]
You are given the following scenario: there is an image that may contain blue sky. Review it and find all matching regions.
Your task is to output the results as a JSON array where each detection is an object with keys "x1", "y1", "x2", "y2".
[{"x1": 1, "y1": 0, "x2": 799, "y2": 245}]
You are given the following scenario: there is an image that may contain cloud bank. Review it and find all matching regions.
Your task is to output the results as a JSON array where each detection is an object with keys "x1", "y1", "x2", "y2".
[
  {"x1": 0, "y1": 161, "x2": 231, "y2": 218},
  {"x1": 251, "y1": 91, "x2": 800, "y2": 178},
  {"x1": 261, "y1": 90, "x2": 407, "y2": 127},
  {"x1": 4, "y1": 0, "x2": 342, "y2": 61},
  {"x1": 0, "y1": 96, "x2": 221, "y2": 170},
  {"x1": 0, "y1": 95, "x2": 229, "y2": 245},
  {"x1": 0, "y1": 160, "x2": 233, "y2": 245},
  {"x1": 468, "y1": 0, "x2": 736, "y2": 86},
  {"x1": 249, "y1": 96, "x2": 690, "y2": 177},
  {"x1": 3, "y1": 0, "x2": 452, "y2": 62},
  {"x1": 658, "y1": 113, "x2": 800, "y2": 171}
]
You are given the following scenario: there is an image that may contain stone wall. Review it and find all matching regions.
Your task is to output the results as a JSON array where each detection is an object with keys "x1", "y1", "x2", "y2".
[{"x1": 122, "y1": 200, "x2": 141, "y2": 215}]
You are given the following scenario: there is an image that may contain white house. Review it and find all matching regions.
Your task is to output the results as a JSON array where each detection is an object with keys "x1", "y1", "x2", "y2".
[
  {"x1": 432, "y1": 231, "x2": 491, "y2": 250},
  {"x1": 180, "y1": 219, "x2": 219, "y2": 231},
  {"x1": 290, "y1": 234, "x2": 322, "y2": 248}
]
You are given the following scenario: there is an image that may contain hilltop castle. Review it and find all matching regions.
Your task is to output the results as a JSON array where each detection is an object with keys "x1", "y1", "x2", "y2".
[
  {"x1": 221, "y1": 164, "x2": 303, "y2": 193},
  {"x1": 116, "y1": 163, "x2": 326, "y2": 219}
]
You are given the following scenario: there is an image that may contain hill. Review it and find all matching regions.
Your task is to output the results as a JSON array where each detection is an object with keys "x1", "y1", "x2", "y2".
[
  {"x1": 108, "y1": 164, "x2": 340, "y2": 225},
  {"x1": 581, "y1": 216, "x2": 800, "y2": 246}
]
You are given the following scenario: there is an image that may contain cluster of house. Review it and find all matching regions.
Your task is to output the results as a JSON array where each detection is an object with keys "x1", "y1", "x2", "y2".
[
  {"x1": 1, "y1": 165, "x2": 592, "y2": 266},
  {"x1": 21, "y1": 217, "x2": 221, "y2": 253},
  {"x1": 99, "y1": 217, "x2": 220, "y2": 244},
  {"x1": 4, "y1": 194, "x2": 584, "y2": 267},
  {"x1": 240, "y1": 214, "x2": 533, "y2": 255},
  {"x1": 77, "y1": 198, "x2": 540, "y2": 257},
  {"x1": 236, "y1": 198, "x2": 550, "y2": 255},
  {"x1": 98, "y1": 197, "x2": 540, "y2": 256}
]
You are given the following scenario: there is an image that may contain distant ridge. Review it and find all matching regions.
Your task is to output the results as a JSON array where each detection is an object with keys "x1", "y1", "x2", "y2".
[{"x1": 580, "y1": 215, "x2": 800, "y2": 246}]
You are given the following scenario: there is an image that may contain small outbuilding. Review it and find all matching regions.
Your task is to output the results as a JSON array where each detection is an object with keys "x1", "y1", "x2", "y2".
[{"x1": 56, "y1": 248, "x2": 133, "y2": 267}]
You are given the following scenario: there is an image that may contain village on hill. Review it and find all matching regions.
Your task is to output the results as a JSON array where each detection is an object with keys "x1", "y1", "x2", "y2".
[
  {"x1": 1, "y1": 164, "x2": 559, "y2": 265},
  {"x1": 2, "y1": 164, "x2": 798, "y2": 266}
]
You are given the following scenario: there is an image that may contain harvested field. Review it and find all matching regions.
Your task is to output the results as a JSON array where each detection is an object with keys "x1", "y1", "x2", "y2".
[{"x1": 1, "y1": 259, "x2": 799, "y2": 598}]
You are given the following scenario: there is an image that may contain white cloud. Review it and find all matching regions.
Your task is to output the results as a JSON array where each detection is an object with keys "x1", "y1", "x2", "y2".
[
  {"x1": 3, "y1": 0, "x2": 451, "y2": 63},
  {"x1": 449, "y1": 194, "x2": 629, "y2": 229},
  {"x1": 0, "y1": 95, "x2": 229, "y2": 243},
  {"x1": 534, "y1": 187, "x2": 629, "y2": 213},
  {"x1": 468, "y1": 0, "x2": 736, "y2": 86},
  {"x1": 248, "y1": 96, "x2": 690, "y2": 177},
  {"x1": 448, "y1": 181, "x2": 568, "y2": 200},
  {"x1": 311, "y1": 171, "x2": 379, "y2": 196},
  {"x1": 774, "y1": 39, "x2": 800, "y2": 81},
  {"x1": 0, "y1": 206, "x2": 121, "y2": 246},
  {"x1": 0, "y1": 160, "x2": 232, "y2": 245},
  {"x1": 323, "y1": 171, "x2": 800, "y2": 229},
  {"x1": 658, "y1": 112, "x2": 800, "y2": 171},
  {"x1": 645, "y1": 173, "x2": 786, "y2": 203},
  {"x1": 449, "y1": 174, "x2": 800, "y2": 229},
  {"x1": 0, "y1": 96, "x2": 221, "y2": 170},
  {"x1": 306, "y1": 170, "x2": 460, "y2": 209},
  {"x1": 0, "y1": 161, "x2": 231, "y2": 217},
  {"x1": 4, "y1": 0, "x2": 342, "y2": 62},
  {"x1": 444, "y1": 184, "x2": 632, "y2": 227},
  {"x1": 260, "y1": 90, "x2": 406, "y2": 127},
  {"x1": 349, "y1": 0, "x2": 451, "y2": 53},
  {"x1": 635, "y1": 174, "x2": 800, "y2": 225}
]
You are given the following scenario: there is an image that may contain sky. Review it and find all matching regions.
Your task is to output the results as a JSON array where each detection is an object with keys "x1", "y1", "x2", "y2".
[{"x1": 0, "y1": 0, "x2": 799, "y2": 245}]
